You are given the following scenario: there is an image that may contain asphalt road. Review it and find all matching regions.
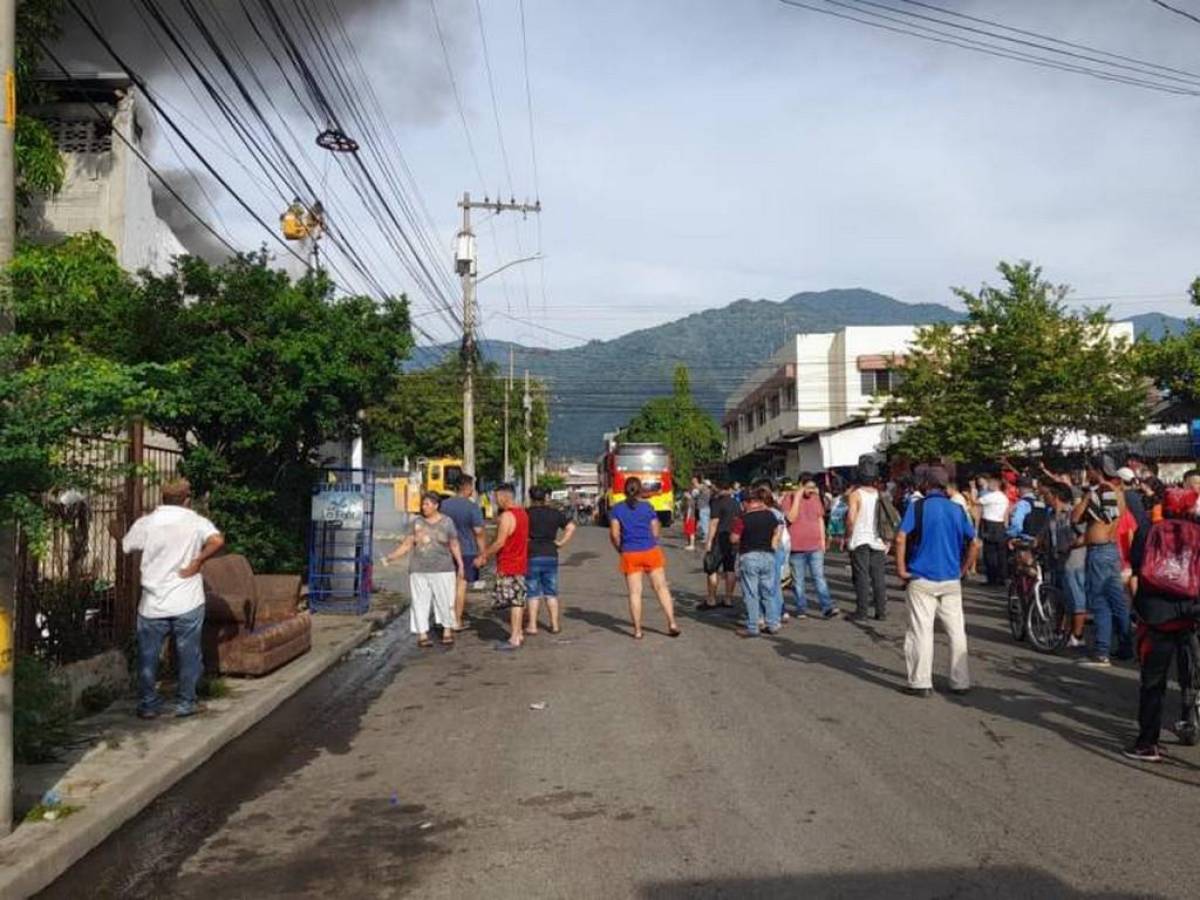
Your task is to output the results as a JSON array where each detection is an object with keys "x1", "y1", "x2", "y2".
[{"x1": 44, "y1": 527, "x2": 1200, "y2": 899}]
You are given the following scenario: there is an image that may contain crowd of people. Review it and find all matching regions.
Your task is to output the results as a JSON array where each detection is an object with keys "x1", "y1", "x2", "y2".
[
  {"x1": 682, "y1": 455, "x2": 1200, "y2": 761},
  {"x1": 381, "y1": 454, "x2": 1199, "y2": 765}
]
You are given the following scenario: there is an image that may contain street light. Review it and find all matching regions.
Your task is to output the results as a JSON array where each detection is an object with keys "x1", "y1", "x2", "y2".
[{"x1": 476, "y1": 254, "x2": 544, "y2": 284}]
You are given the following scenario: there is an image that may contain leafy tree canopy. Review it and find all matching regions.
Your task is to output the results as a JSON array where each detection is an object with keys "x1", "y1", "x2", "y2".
[
  {"x1": 1135, "y1": 278, "x2": 1200, "y2": 414},
  {"x1": 621, "y1": 365, "x2": 724, "y2": 483},
  {"x1": 366, "y1": 355, "x2": 549, "y2": 484},
  {"x1": 884, "y1": 261, "x2": 1149, "y2": 461}
]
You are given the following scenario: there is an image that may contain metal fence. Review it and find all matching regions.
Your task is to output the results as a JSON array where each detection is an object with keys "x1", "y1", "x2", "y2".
[{"x1": 15, "y1": 426, "x2": 182, "y2": 665}]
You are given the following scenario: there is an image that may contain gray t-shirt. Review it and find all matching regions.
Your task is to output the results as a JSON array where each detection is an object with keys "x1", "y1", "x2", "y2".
[{"x1": 409, "y1": 515, "x2": 458, "y2": 573}]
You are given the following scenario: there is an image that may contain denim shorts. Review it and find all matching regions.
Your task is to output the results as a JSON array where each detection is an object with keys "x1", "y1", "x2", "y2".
[{"x1": 527, "y1": 556, "x2": 559, "y2": 599}]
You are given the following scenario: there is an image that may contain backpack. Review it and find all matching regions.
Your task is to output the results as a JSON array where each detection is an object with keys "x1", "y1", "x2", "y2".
[
  {"x1": 1140, "y1": 519, "x2": 1200, "y2": 600},
  {"x1": 875, "y1": 491, "x2": 901, "y2": 543},
  {"x1": 1020, "y1": 497, "x2": 1050, "y2": 541}
]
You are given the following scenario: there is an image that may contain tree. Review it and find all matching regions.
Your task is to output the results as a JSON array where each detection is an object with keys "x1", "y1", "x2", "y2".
[
  {"x1": 1136, "y1": 278, "x2": 1200, "y2": 413},
  {"x1": 11, "y1": 239, "x2": 414, "y2": 570},
  {"x1": 622, "y1": 365, "x2": 724, "y2": 482},
  {"x1": 884, "y1": 261, "x2": 1149, "y2": 461},
  {"x1": 365, "y1": 355, "x2": 550, "y2": 483},
  {"x1": 14, "y1": 0, "x2": 66, "y2": 212}
]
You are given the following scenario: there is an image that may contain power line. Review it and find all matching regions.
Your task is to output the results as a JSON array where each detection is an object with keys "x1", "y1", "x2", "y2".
[
  {"x1": 777, "y1": 0, "x2": 1200, "y2": 97},
  {"x1": 1147, "y1": 0, "x2": 1200, "y2": 27}
]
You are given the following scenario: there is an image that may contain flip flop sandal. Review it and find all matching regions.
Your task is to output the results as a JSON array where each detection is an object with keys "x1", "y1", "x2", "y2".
[
  {"x1": 417, "y1": 638, "x2": 433, "y2": 648},
  {"x1": 494, "y1": 641, "x2": 521, "y2": 652},
  {"x1": 668, "y1": 626, "x2": 682, "y2": 638}
]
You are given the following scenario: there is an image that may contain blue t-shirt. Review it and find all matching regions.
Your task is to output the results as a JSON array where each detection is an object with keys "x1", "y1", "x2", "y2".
[
  {"x1": 611, "y1": 501, "x2": 658, "y2": 552},
  {"x1": 440, "y1": 496, "x2": 484, "y2": 556},
  {"x1": 900, "y1": 491, "x2": 976, "y2": 582}
]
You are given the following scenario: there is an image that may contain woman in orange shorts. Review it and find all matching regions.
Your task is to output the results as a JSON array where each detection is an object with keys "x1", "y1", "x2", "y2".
[{"x1": 609, "y1": 477, "x2": 681, "y2": 640}]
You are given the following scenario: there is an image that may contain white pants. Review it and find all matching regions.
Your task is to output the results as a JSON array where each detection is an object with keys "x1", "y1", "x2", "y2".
[
  {"x1": 409, "y1": 571, "x2": 457, "y2": 634},
  {"x1": 904, "y1": 578, "x2": 970, "y2": 690}
]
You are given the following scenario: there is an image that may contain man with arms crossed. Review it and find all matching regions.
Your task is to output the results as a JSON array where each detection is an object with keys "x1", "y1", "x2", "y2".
[{"x1": 117, "y1": 478, "x2": 224, "y2": 718}]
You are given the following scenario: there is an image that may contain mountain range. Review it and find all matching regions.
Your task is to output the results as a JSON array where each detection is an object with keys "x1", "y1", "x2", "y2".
[{"x1": 411, "y1": 290, "x2": 1190, "y2": 458}]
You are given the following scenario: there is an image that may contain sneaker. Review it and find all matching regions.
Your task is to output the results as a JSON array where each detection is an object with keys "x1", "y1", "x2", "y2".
[
  {"x1": 1067, "y1": 635, "x2": 1086, "y2": 649},
  {"x1": 175, "y1": 702, "x2": 204, "y2": 718},
  {"x1": 1080, "y1": 656, "x2": 1112, "y2": 668},
  {"x1": 1122, "y1": 745, "x2": 1163, "y2": 762},
  {"x1": 902, "y1": 686, "x2": 933, "y2": 698},
  {"x1": 781, "y1": 612, "x2": 791, "y2": 622},
  {"x1": 821, "y1": 608, "x2": 841, "y2": 620},
  {"x1": 136, "y1": 707, "x2": 160, "y2": 720}
]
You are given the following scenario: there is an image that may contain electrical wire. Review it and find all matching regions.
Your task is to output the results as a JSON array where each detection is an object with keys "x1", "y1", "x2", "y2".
[{"x1": 1147, "y1": 0, "x2": 1200, "y2": 27}]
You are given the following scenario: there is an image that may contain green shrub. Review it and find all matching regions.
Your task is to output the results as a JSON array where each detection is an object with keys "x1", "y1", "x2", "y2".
[{"x1": 14, "y1": 655, "x2": 73, "y2": 763}]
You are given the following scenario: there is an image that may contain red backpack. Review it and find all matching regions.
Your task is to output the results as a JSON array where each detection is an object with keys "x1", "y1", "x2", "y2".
[{"x1": 1140, "y1": 518, "x2": 1200, "y2": 600}]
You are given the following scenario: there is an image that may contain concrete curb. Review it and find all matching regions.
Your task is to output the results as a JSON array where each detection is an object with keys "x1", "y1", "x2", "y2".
[{"x1": 0, "y1": 610, "x2": 396, "y2": 900}]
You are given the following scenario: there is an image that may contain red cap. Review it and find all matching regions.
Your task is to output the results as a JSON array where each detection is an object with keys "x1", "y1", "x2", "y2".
[{"x1": 1002, "y1": 471, "x2": 1017, "y2": 484}]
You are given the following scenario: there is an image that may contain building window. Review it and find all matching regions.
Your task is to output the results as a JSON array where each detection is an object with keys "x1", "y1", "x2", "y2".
[
  {"x1": 756, "y1": 403, "x2": 767, "y2": 427},
  {"x1": 44, "y1": 116, "x2": 114, "y2": 153},
  {"x1": 785, "y1": 383, "x2": 796, "y2": 410},
  {"x1": 860, "y1": 369, "x2": 904, "y2": 397},
  {"x1": 768, "y1": 393, "x2": 780, "y2": 419},
  {"x1": 731, "y1": 421, "x2": 739, "y2": 441}
]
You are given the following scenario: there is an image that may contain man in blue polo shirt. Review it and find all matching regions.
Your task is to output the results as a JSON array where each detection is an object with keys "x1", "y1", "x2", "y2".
[{"x1": 895, "y1": 465, "x2": 980, "y2": 698}]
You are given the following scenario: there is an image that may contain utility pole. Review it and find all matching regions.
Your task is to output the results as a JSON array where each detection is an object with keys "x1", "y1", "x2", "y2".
[
  {"x1": 503, "y1": 346, "x2": 513, "y2": 482},
  {"x1": 456, "y1": 192, "x2": 541, "y2": 478},
  {"x1": 1, "y1": 0, "x2": 17, "y2": 837},
  {"x1": 523, "y1": 369, "x2": 532, "y2": 504}
]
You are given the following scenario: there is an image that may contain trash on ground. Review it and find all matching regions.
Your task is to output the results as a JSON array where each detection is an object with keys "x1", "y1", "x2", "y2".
[
  {"x1": 419, "y1": 821, "x2": 433, "y2": 830},
  {"x1": 349, "y1": 647, "x2": 378, "y2": 658},
  {"x1": 529, "y1": 702, "x2": 548, "y2": 711}
]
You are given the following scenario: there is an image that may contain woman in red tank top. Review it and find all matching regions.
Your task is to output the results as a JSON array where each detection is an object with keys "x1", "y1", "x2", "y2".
[{"x1": 475, "y1": 484, "x2": 530, "y2": 650}]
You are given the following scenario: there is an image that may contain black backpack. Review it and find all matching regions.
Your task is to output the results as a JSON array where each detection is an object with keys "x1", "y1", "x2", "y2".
[{"x1": 1020, "y1": 496, "x2": 1050, "y2": 541}]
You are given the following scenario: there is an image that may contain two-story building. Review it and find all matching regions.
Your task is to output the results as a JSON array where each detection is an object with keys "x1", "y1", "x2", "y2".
[{"x1": 723, "y1": 322, "x2": 1137, "y2": 479}]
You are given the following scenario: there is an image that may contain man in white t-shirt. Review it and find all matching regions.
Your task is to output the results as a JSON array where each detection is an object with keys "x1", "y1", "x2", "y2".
[
  {"x1": 977, "y1": 475, "x2": 1010, "y2": 586},
  {"x1": 118, "y1": 479, "x2": 224, "y2": 718}
]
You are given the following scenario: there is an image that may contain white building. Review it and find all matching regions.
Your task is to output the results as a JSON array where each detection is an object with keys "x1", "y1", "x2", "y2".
[
  {"x1": 28, "y1": 73, "x2": 189, "y2": 275},
  {"x1": 724, "y1": 322, "x2": 1136, "y2": 477}
]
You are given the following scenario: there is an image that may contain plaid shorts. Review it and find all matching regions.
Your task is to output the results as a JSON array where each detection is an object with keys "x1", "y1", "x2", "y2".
[{"x1": 493, "y1": 574, "x2": 527, "y2": 609}]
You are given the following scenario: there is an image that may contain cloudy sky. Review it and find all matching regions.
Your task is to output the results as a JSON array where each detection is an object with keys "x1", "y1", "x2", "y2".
[{"x1": 71, "y1": 0, "x2": 1200, "y2": 348}]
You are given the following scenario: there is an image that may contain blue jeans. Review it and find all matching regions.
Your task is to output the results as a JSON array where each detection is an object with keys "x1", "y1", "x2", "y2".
[
  {"x1": 1086, "y1": 543, "x2": 1131, "y2": 659},
  {"x1": 1062, "y1": 565, "x2": 1087, "y2": 614},
  {"x1": 527, "y1": 556, "x2": 560, "y2": 599},
  {"x1": 773, "y1": 545, "x2": 787, "y2": 613},
  {"x1": 137, "y1": 604, "x2": 205, "y2": 713},
  {"x1": 698, "y1": 508, "x2": 711, "y2": 544},
  {"x1": 740, "y1": 551, "x2": 781, "y2": 634},
  {"x1": 790, "y1": 550, "x2": 834, "y2": 614}
]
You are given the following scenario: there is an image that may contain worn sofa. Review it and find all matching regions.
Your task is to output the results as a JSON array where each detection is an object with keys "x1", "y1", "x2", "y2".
[{"x1": 200, "y1": 554, "x2": 312, "y2": 676}]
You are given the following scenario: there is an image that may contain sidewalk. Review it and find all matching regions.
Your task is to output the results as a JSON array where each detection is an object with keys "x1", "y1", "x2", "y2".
[{"x1": 0, "y1": 599, "x2": 402, "y2": 900}]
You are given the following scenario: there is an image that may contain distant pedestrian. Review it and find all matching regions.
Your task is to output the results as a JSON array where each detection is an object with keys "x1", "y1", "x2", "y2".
[
  {"x1": 683, "y1": 491, "x2": 698, "y2": 551},
  {"x1": 784, "y1": 474, "x2": 840, "y2": 619},
  {"x1": 978, "y1": 475, "x2": 1010, "y2": 585},
  {"x1": 731, "y1": 486, "x2": 784, "y2": 637},
  {"x1": 116, "y1": 478, "x2": 224, "y2": 719},
  {"x1": 383, "y1": 491, "x2": 465, "y2": 648},
  {"x1": 525, "y1": 485, "x2": 577, "y2": 635},
  {"x1": 609, "y1": 476, "x2": 681, "y2": 640},
  {"x1": 845, "y1": 475, "x2": 891, "y2": 621},
  {"x1": 475, "y1": 483, "x2": 530, "y2": 651},
  {"x1": 694, "y1": 477, "x2": 713, "y2": 545},
  {"x1": 895, "y1": 466, "x2": 979, "y2": 697},
  {"x1": 440, "y1": 474, "x2": 486, "y2": 630},
  {"x1": 703, "y1": 482, "x2": 740, "y2": 609}
]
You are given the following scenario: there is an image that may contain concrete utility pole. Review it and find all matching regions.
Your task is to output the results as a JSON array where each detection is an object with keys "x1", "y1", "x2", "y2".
[
  {"x1": 1, "y1": 0, "x2": 17, "y2": 837},
  {"x1": 523, "y1": 369, "x2": 532, "y2": 504},
  {"x1": 456, "y1": 192, "x2": 541, "y2": 478},
  {"x1": 503, "y1": 346, "x2": 513, "y2": 482}
]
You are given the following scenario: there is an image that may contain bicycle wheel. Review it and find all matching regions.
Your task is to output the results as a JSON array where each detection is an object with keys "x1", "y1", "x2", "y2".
[
  {"x1": 1026, "y1": 583, "x2": 1068, "y2": 653},
  {"x1": 1007, "y1": 581, "x2": 1026, "y2": 642}
]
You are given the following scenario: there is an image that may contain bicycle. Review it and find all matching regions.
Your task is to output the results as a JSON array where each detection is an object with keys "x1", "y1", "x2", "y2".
[{"x1": 1006, "y1": 537, "x2": 1069, "y2": 653}]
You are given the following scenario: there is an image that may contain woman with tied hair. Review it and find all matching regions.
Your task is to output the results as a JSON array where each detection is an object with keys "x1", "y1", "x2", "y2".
[
  {"x1": 382, "y1": 491, "x2": 464, "y2": 648},
  {"x1": 609, "y1": 476, "x2": 681, "y2": 640}
]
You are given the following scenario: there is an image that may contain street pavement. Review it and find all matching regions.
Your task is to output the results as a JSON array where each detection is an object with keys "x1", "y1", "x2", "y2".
[{"x1": 43, "y1": 526, "x2": 1200, "y2": 899}]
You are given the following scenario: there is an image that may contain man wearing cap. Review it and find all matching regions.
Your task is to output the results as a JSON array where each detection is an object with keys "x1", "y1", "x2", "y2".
[
  {"x1": 894, "y1": 466, "x2": 980, "y2": 697},
  {"x1": 1005, "y1": 476, "x2": 1042, "y2": 541},
  {"x1": 1073, "y1": 455, "x2": 1132, "y2": 667}
]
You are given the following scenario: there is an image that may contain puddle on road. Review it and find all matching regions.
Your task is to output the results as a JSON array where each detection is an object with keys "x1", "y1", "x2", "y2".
[{"x1": 38, "y1": 619, "x2": 416, "y2": 899}]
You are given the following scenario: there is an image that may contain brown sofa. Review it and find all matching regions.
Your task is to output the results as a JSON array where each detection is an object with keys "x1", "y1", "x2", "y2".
[{"x1": 200, "y1": 554, "x2": 312, "y2": 676}]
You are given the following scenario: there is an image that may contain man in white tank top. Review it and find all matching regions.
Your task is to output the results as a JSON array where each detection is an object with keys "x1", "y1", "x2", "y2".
[{"x1": 845, "y1": 477, "x2": 891, "y2": 620}]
